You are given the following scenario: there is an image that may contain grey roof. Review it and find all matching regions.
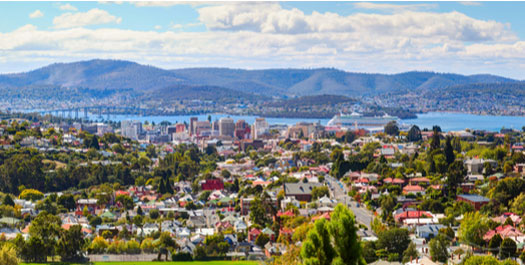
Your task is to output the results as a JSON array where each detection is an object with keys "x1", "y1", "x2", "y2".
[
  {"x1": 416, "y1": 224, "x2": 444, "y2": 234},
  {"x1": 457, "y1": 194, "x2": 490, "y2": 203},
  {"x1": 283, "y1": 182, "x2": 322, "y2": 195}
]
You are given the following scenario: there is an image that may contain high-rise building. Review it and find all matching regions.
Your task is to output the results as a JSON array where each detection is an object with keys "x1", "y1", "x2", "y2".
[
  {"x1": 252, "y1": 117, "x2": 269, "y2": 139},
  {"x1": 175, "y1": 123, "x2": 186, "y2": 133},
  {"x1": 194, "y1": 121, "x2": 212, "y2": 136},
  {"x1": 190, "y1": 117, "x2": 198, "y2": 136},
  {"x1": 219, "y1": 117, "x2": 235, "y2": 137},
  {"x1": 121, "y1": 120, "x2": 142, "y2": 140},
  {"x1": 235, "y1": 120, "x2": 250, "y2": 139}
]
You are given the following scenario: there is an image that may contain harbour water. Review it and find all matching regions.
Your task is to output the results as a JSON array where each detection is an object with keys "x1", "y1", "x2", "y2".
[{"x1": 75, "y1": 112, "x2": 525, "y2": 132}]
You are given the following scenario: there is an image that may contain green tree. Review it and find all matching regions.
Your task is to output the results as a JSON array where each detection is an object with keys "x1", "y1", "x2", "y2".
[
  {"x1": 380, "y1": 195, "x2": 395, "y2": 221},
  {"x1": 499, "y1": 238, "x2": 517, "y2": 259},
  {"x1": 57, "y1": 194, "x2": 76, "y2": 211},
  {"x1": 458, "y1": 212, "x2": 489, "y2": 248},
  {"x1": 0, "y1": 244, "x2": 19, "y2": 265},
  {"x1": 430, "y1": 127, "x2": 441, "y2": 151},
  {"x1": 301, "y1": 218, "x2": 335, "y2": 265},
  {"x1": 311, "y1": 186, "x2": 330, "y2": 200},
  {"x1": 328, "y1": 204, "x2": 365, "y2": 265},
  {"x1": 377, "y1": 228, "x2": 411, "y2": 262},
  {"x1": 446, "y1": 160, "x2": 467, "y2": 197},
  {"x1": 362, "y1": 241, "x2": 378, "y2": 263},
  {"x1": 407, "y1": 126, "x2": 422, "y2": 142},
  {"x1": 488, "y1": 234, "x2": 502, "y2": 256},
  {"x1": 28, "y1": 211, "x2": 62, "y2": 262},
  {"x1": 463, "y1": 255, "x2": 500, "y2": 265},
  {"x1": 510, "y1": 193, "x2": 525, "y2": 215},
  {"x1": 56, "y1": 225, "x2": 86, "y2": 262},
  {"x1": 115, "y1": 194, "x2": 134, "y2": 210},
  {"x1": 2, "y1": 195, "x2": 14, "y2": 207},
  {"x1": 384, "y1": 121, "x2": 399, "y2": 136},
  {"x1": 149, "y1": 209, "x2": 160, "y2": 220},
  {"x1": 255, "y1": 233, "x2": 270, "y2": 248},
  {"x1": 402, "y1": 243, "x2": 419, "y2": 263},
  {"x1": 19, "y1": 189, "x2": 44, "y2": 201},
  {"x1": 429, "y1": 234, "x2": 449, "y2": 263},
  {"x1": 444, "y1": 136, "x2": 455, "y2": 165},
  {"x1": 250, "y1": 197, "x2": 270, "y2": 227}
]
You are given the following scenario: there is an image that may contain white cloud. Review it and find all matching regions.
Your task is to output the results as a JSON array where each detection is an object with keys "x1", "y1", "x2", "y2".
[
  {"x1": 171, "y1": 22, "x2": 202, "y2": 30},
  {"x1": 53, "y1": 8, "x2": 122, "y2": 29},
  {"x1": 0, "y1": 3, "x2": 524, "y2": 78},
  {"x1": 459, "y1": 2, "x2": 482, "y2": 6},
  {"x1": 154, "y1": 25, "x2": 162, "y2": 30},
  {"x1": 133, "y1": 1, "x2": 203, "y2": 7},
  {"x1": 29, "y1": 10, "x2": 44, "y2": 19},
  {"x1": 59, "y1": 4, "x2": 78, "y2": 11},
  {"x1": 353, "y1": 2, "x2": 438, "y2": 12},
  {"x1": 196, "y1": 3, "x2": 515, "y2": 43}
]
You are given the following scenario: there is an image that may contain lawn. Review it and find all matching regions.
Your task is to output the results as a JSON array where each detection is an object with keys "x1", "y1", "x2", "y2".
[{"x1": 22, "y1": 261, "x2": 260, "y2": 265}]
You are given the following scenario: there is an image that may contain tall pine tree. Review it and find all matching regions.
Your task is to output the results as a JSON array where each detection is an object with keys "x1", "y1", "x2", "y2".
[{"x1": 444, "y1": 136, "x2": 455, "y2": 165}]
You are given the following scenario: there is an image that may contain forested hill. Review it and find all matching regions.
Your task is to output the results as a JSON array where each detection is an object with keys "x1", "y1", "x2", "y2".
[{"x1": 0, "y1": 59, "x2": 520, "y2": 99}]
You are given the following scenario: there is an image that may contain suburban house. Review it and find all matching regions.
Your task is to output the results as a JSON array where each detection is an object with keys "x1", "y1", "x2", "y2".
[
  {"x1": 457, "y1": 194, "x2": 490, "y2": 210},
  {"x1": 282, "y1": 182, "x2": 322, "y2": 202}
]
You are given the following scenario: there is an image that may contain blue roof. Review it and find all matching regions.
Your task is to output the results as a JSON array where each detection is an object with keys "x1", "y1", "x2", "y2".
[{"x1": 458, "y1": 194, "x2": 490, "y2": 203}]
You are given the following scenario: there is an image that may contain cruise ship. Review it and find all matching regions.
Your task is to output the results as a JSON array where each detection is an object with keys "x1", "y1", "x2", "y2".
[{"x1": 327, "y1": 112, "x2": 400, "y2": 132}]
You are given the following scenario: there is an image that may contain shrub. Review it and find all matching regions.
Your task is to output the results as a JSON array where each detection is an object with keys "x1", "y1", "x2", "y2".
[{"x1": 172, "y1": 251, "x2": 193, "y2": 261}]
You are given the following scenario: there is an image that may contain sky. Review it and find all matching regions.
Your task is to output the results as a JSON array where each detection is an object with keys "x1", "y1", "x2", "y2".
[{"x1": 1, "y1": 1, "x2": 525, "y2": 79}]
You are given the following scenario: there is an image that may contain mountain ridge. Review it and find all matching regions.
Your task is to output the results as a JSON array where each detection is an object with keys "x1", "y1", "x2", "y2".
[{"x1": 0, "y1": 59, "x2": 521, "y2": 99}]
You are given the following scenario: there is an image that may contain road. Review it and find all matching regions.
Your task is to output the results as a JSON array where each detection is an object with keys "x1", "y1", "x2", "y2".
[{"x1": 325, "y1": 175, "x2": 374, "y2": 230}]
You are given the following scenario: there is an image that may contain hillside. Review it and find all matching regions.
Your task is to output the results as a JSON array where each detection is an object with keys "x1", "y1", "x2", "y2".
[{"x1": 0, "y1": 59, "x2": 519, "y2": 100}]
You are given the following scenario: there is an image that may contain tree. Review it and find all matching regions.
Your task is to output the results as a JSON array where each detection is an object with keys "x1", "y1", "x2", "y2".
[
  {"x1": 430, "y1": 128, "x2": 441, "y2": 151},
  {"x1": 311, "y1": 186, "x2": 330, "y2": 200},
  {"x1": 458, "y1": 212, "x2": 489, "y2": 248},
  {"x1": 510, "y1": 193, "x2": 525, "y2": 215},
  {"x1": 328, "y1": 204, "x2": 365, "y2": 265},
  {"x1": 0, "y1": 244, "x2": 19, "y2": 265},
  {"x1": 301, "y1": 204, "x2": 364, "y2": 265},
  {"x1": 377, "y1": 228, "x2": 411, "y2": 261},
  {"x1": 488, "y1": 234, "x2": 502, "y2": 256},
  {"x1": 57, "y1": 194, "x2": 76, "y2": 211},
  {"x1": 301, "y1": 218, "x2": 335, "y2": 265},
  {"x1": 429, "y1": 234, "x2": 449, "y2": 263},
  {"x1": 444, "y1": 136, "x2": 455, "y2": 165},
  {"x1": 250, "y1": 197, "x2": 270, "y2": 227},
  {"x1": 362, "y1": 241, "x2": 378, "y2": 263},
  {"x1": 2, "y1": 195, "x2": 14, "y2": 207},
  {"x1": 56, "y1": 225, "x2": 86, "y2": 262},
  {"x1": 463, "y1": 255, "x2": 500, "y2": 265},
  {"x1": 380, "y1": 195, "x2": 395, "y2": 221},
  {"x1": 115, "y1": 194, "x2": 134, "y2": 210},
  {"x1": 384, "y1": 121, "x2": 399, "y2": 136},
  {"x1": 499, "y1": 238, "x2": 517, "y2": 259},
  {"x1": 407, "y1": 126, "x2": 422, "y2": 142},
  {"x1": 28, "y1": 211, "x2": 62, "y2": 261},
  {"x1": 149, "y1": 209, "x2": 160, "y2": 220},
  {"x1": 255, "y1": 233, "x2": 270, "y2": 248},
  {"x1": 19, "y1": 189, "x2": 44, "y2": 201},
  {"x1": 446, "y1": 161, "x2": 467, "y2": 197},
  {"x1": 402, "y1": 243, "x2": 419, "y2": 263}
]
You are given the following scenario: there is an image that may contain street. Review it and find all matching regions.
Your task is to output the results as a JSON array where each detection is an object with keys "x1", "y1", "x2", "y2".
[{"x1": 325, "y1": 175, "x2": 375, "y2": 230}]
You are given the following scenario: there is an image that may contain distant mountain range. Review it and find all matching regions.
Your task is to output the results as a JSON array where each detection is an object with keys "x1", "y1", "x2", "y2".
[{"x1": 0, "y1": 59, "x2": 520, "y2": 99}]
